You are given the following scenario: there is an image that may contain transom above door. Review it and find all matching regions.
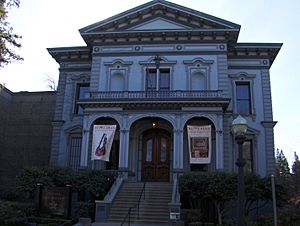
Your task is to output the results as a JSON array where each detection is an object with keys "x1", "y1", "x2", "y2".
[{"x1": 141, "y1": 129, "x2": 171, "y2": 182}]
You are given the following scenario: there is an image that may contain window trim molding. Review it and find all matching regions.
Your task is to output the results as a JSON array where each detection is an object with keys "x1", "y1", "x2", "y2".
[
  {"x1": 183, "y1": 57, "x2": 213, "y2": 90},
  {"x1": 73, "y1": 82, "x2": 90, "y2": 115},
  {"x1": 232, "y1": 126, "x2": 259, "y2": 173},
  {"x1": 104, "y1": 59, "x2": 133, "y2": 92},
  {"x1": 139, "y1": 56, "x2": 176, "y2": 91},
  {"x1": 66, "y1": 125, "x2": 83, "y2": 170},
  {"x1": 145, "y1": 67, "x2": 172, "y2": 91},
  {"x1": 229, "y1": 72, "x2": 256, "y2": 117}
]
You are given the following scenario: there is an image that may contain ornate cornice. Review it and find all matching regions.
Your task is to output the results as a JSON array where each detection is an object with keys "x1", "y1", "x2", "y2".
[{"x1": 261, "y1": 121, "x2": 277, "y2": 128}]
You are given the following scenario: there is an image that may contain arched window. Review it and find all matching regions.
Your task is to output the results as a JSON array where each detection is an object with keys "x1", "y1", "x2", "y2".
[
  {"x1": 110, "y1": 72, "x2": 124, "y2": 91},
  {"x1": 191, "y1": 72, "x2": 206, "y2": 90}
]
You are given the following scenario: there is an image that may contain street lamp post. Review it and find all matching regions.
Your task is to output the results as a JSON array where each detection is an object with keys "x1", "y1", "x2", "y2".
[{"x1": 232, "y1": 115, "x2": 248, "y2": 226}]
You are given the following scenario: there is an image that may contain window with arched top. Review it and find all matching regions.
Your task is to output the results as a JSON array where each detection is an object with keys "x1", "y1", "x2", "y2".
[
  {"x1": 110, "y1": 72, "x2": 125, "y2": 91},
  {"x1": 191, "y1": 72, "x2": 206, "y2": 90}
]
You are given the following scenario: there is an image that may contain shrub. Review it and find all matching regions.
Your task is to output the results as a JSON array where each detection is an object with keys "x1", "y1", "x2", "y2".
[
  {"x1": 16, "y1": 167, "x2": 53, "y2": 198},
  {"x1": 75, "y1": 201, "x2": 94, "y2": 218},
  {"x1": 16, "y1": 167, "x2": 117, "y2": 201},
  {"x1": 0, "y1": 200, "x2": 34, "y2": 226},
  {"x1": 179, "y1": 172, "x2": 237, "y2": 225}
]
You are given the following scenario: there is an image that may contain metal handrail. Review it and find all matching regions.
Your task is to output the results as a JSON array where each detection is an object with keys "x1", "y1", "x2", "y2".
[{"x1": 120, "y1": 180, "x2": 147, "y2": 226}]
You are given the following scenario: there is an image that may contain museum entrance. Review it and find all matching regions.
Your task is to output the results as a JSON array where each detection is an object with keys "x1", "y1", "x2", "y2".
[{"x1": 141, "y1": 129, "x2": 171, "y2": 182}]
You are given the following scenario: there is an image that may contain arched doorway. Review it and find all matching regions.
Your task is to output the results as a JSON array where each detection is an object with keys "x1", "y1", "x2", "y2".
[
  {"x1": 129, "y1": 117, "x2": 173, "y2": 182},
  {"x1": 141, "y1": 129, "x2": 171, "y2": 182}
]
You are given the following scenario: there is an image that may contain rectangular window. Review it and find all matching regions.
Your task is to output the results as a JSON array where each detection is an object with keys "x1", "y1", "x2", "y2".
[
  {"x1": 75, "y1": 83, "x2": 90, "y2": 114},
  {"x1": 243, "y1": 140, "x2": 253, "y2": 173},
  {"x1": 146, "y1": 68, "x2": 170, "y2": 91},
  {"x1": 146, "y1": 69, "x2": 157, "y2": 90},
  {"x1": 236, "y1": 82, "x2": 251, "y2": 114},
  {"x1": 68, "y1": 136, "x2": 82, "y2": 170},
  {"x1": 159, "y1": 69, "x2": 170, "y2": 90}
]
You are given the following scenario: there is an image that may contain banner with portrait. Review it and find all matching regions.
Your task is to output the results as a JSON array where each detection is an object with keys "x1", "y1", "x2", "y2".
[
  {"x1": 91, "y1": 125, "x2": 116, "y2": 161},
  {"x1": 187, "y1": 125, "x2": 212, "y2": 164}
]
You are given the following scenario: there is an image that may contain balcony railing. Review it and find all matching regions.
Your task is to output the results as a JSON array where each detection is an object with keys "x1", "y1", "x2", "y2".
[{"x1": 88, "y1": 90, "x2": 224, "y2": 100}]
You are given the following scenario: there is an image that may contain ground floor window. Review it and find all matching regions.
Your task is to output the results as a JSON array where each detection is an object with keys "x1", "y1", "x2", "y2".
[
  {"x1": 243, "y1": 140, "x2": 253, "y2": 173},
  {"x1": 68, "y1": 136, "x2": 82, "y2": 170}
]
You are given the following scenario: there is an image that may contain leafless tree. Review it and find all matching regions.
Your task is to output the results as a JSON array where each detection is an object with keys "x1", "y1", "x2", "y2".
[{"x1": 45, "y1": 74, "x2": 57, "y2": 91}]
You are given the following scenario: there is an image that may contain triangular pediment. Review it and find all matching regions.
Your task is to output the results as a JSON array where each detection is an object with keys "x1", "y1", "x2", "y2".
[
  {"x1": 80, "y1": 0, "x2": 240, "y2": 34},
  {"x1": 129, "y1": 17, "x2": 191, "y2": 31}
]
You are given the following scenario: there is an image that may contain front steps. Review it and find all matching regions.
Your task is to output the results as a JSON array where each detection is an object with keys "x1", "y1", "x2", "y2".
[
  {"x1": 106, "y1": 182, "x2": 172, "y2": 225},
  {"x1": 92, "y1": 223, "x2": 173, "y2": 226}
]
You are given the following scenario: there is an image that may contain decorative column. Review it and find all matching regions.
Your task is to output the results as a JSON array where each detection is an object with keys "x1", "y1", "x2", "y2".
[
  {"x1": 215, "y1": 114, "x2": 224, "y2": 170},
  {"x1": 173, "y1": 128, "x2": 184, "y2": 172},
  {"x1": 118, "y1": 128, "x2": 130, "y2": 174},
  {"x1": 80, "y1": 118, "x2": 90, "y2": 168}
]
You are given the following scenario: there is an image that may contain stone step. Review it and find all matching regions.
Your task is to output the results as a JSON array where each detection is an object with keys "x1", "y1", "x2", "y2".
[
  {"x1": 107, "y1": 182, "x2": 172, "y2": 224},
  {"x1": 92, "y1": 222, "x2": 173, "y2": 226},
  {"x1": 109, "y1": 209, "x2": 169, "y2": 217}
]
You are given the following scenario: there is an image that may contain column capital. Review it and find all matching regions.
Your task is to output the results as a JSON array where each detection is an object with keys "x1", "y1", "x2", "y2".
[{"x1": 174, "y1": 129, "x2": 183, "y2": 133}]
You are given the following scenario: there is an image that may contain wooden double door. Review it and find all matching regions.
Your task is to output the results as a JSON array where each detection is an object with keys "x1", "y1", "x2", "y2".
[{"x1": 141, "y1": 129, "x2": 171, "y2": 182}]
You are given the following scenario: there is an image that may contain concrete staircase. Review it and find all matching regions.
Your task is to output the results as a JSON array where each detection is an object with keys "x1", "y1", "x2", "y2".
[{"x1": 107, "y1": 182, "x2": 172, "y2": 225}]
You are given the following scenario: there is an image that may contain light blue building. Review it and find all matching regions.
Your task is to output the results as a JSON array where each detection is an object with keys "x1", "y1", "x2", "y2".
[
  {"x1": 48, "y1": 0, "x2": 281, "y2": 181},
  {"x1": 48, "y1": 0, "x2": 281, "y2": 223}
]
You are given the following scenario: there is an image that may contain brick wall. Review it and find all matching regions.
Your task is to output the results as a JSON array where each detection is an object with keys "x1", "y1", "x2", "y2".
[{"x1": 0, "y1": 90, "x2": 56, "y2": 194}]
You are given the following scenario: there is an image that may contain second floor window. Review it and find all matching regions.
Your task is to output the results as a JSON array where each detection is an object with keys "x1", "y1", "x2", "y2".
[
  {"x1": 236, "y1": 82, "x2": 251, "y2": 115},
  {"x1": 75, "y1": 83, "x2": 90, "y2": 114},
  {"x1": 146, "y1": 68, "x2": 170, "y2": 91}
]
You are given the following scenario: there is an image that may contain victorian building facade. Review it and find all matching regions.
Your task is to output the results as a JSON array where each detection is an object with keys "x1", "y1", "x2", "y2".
[{"x1": 48, "y1": 0, "x2": 281, "y2": 183}]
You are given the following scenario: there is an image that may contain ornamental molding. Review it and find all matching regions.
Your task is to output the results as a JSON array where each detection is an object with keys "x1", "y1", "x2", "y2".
[
  {"x1": 103, "y1": 59, "x2": 133, "y2": 66},
  {"x1": 139, "y1": 55, "x2": 177, "y2": 66},
  {"x1": 127, "y1": 113, "x2": 176, "y2": 129},
  {"x1": 228, "y1": 72, "x2": 256, "y2": 79},
  {"x1": 261, "y1": 121, "x2": 277, "y2": 128},
  {"x1": 87, "y1": 114, "x2": 122, "y2": 128},
  {"x1": 181, "y1": 113, "x2": 219, "y2": 130},
  {"x1": 93, "y1": 43, "x2": 223, "y2": 55},
  {"x1": 70, "y1": 73, "x2": 90, "y2": 81},
  {"x1": 183, "y1": 57, "x2": 214, "y2": 65}
]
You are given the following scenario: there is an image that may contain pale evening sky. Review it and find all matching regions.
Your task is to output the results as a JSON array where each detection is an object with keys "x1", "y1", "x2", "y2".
[{"x1": 1, "y1": 0, "x2": 299, "y2": 166}]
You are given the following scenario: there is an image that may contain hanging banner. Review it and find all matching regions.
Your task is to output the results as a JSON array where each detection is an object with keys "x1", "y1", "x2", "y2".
[
  {"x1": 91, "y1": 125, "x2": 116, "y2": 161},
  {"x1": 187, "y1": 125, "x2": 211, "y2": 164}
]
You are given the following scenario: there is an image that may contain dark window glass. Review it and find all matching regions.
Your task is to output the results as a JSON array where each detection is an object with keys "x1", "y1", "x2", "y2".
[
  {"x1": 243, "y1": 140, "x2": 253, "y2": 173},
  {"x1": 146, "y1": 68, "x2": 170, "y2": 90},
  {"x1": 159, "y1": 69, "x2": 170, "y2": 90},
  {"x1": 76, "y1": 83, "x2": 90, "y2": 114},
  {"x1": 146, "y1": 69, "x2": 157, "y2": 90},
  {"x1": 236, "y1": 83, "x2": 251, "y2": 114},
  {"x1": 146, "y1": 139, "x2": 153, "y2": 162}
]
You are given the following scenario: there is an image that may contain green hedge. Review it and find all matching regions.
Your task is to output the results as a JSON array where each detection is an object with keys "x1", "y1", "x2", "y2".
[
  {"x1": 0, "y1": 200, "x2": 35, "y2": 226},
  {"x1": 16, "y1": 167, "x2": 117, "y2": 200},
  {"x1": 179, "y1": 172, "x2": 286, "y2": 225}
]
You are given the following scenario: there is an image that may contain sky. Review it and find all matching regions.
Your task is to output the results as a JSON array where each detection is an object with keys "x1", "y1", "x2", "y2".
[{"x1": 1, "y1": 0, "x2": 300, "y2": 166}]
